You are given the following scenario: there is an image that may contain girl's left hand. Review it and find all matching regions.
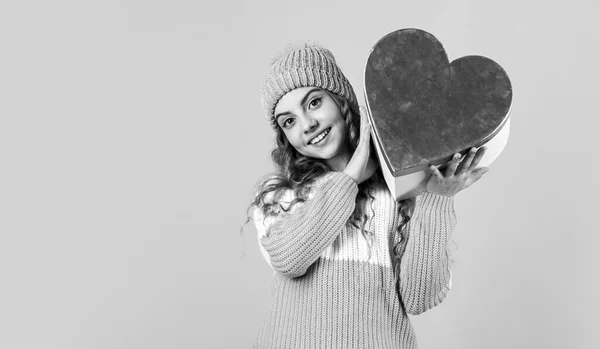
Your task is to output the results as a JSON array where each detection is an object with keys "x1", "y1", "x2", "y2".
[{"x1": 426, "y1": 146, "x2": 489, "y2": 197}]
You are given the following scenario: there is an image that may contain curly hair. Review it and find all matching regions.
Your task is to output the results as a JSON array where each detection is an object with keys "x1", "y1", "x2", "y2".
[{"x1": 245, "y1": 90, "x2": 416, "y2": 288}]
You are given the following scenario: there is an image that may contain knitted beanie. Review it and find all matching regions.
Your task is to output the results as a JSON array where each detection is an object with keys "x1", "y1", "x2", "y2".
[{"x1": 260, "y1": 44, "x2": 359, "y2": 127}]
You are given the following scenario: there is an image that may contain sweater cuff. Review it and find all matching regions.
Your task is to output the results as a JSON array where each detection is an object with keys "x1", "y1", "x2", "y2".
[
  {"x1": 314, "y1": 171, "x2": 359, "y2": 198},
  {"x1": 419, "y1": 192, "x2": 455, "y2": 216}
]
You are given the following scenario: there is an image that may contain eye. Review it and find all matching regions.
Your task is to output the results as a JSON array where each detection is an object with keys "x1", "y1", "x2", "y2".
[
  {"x1": 282, "y1": 118, "x2": 295, "y2": 128},
  {"x1": 308, "y1": 97, "x2": 322, "y2": 109}
]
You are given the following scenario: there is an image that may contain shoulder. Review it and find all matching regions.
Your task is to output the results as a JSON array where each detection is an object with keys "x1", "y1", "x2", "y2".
[
  {"x1": 252, "y1": 173, "x2": 330, "y2": 235},
  {"x1": 261, "y1": 188, "x2": 293, "y2": 207},
  {"x1": 260, "y1": 171, "x2": 343, "y2": 206}
]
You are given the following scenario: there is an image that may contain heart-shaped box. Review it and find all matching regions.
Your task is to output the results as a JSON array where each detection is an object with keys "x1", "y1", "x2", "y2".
[{"x1": 364, "y1": 28, "x2": 513, "y2": 200}]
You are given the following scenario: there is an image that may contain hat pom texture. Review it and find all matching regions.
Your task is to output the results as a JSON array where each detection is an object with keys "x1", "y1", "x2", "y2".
[{"x1": 260, "y1": 44, "x2": 358, "y2": 126}]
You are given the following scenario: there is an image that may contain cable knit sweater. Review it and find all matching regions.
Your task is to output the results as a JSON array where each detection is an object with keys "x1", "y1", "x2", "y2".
[{"x1": 252, "y1": 171, "x2": 457, "y2": 349}]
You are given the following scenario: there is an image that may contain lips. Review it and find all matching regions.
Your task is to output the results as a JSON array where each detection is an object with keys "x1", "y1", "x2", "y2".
[{"x1": 309, "y1": 128, "x2": 331, "y2": 145}]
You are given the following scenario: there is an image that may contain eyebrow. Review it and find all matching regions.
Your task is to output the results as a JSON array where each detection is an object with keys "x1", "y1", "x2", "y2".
[{"x1": 274, "y1": 88, "x2": 322, "y2": 123}]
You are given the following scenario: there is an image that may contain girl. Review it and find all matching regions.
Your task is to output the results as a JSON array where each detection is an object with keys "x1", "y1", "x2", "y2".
[{"x1": 247, "y1": 44, "x2": 488, "y2": 349}]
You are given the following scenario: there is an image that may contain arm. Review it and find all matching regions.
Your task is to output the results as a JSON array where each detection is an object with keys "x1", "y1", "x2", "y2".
[
  {"x1": 398, "y1": 191, "x2": 457, "y2": 315},
  {"x1": 253, "y1": 171, "x2": 358, "y2": 278}
]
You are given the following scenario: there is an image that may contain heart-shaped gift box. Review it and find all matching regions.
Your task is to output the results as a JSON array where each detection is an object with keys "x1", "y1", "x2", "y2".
[{"x1": 364, "y1": 28, "x2": 513, "y2": 200}]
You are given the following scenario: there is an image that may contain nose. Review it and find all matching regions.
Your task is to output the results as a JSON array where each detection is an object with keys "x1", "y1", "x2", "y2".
[{"x1": 302, "y1": 116, "x2": 318, "y2": 133}]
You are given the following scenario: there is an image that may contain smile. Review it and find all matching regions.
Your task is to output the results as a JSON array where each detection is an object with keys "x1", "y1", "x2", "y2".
[{"x1": 309, "y1": 128, "x2": 331, "y2": 145}]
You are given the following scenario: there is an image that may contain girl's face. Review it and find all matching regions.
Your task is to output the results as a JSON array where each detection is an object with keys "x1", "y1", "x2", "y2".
[{"x1": 274, "y1": 87, "x2": 349, "y2": 170}]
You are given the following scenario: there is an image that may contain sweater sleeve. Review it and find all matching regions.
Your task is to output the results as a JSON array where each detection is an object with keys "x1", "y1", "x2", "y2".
[
  {"x1": 398, "y1": 191, "x2": 457, "y2": 315},
  {"x1": 253, "y1": 171, "x2": 359, "y2": 278}
]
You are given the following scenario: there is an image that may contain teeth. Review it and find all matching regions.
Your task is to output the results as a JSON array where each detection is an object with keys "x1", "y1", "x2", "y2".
[{"x1": 310, "y1": 129, "x2": 330, "y2": 145}]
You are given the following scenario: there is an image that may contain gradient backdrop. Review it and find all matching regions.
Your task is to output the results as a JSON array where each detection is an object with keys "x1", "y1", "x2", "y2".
[{"x1": 1, "y1": 0, "x2": 598, "y2": 348}]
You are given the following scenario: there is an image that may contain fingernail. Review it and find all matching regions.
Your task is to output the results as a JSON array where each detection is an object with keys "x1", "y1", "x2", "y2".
[{"x1": 454, "y1": 153, "x2": 460, "y2": 159}]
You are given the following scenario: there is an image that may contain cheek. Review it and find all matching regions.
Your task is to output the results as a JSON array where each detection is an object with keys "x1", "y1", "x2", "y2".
[
  {"x1": 284, "y1": 132, "x2": 306, "y2": 152},
  {"x1": 336, "y1": 119, "x2": 348, "y2": 139}
]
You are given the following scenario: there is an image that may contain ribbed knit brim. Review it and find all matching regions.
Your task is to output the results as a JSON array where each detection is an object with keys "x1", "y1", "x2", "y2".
[{"x1": 260, "y1": 44, "x2": 358, "y2": 127}]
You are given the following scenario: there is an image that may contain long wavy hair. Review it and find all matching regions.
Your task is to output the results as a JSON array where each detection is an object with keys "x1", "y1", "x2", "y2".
[{"x1": 245, "y1": 90, "x2": 416, "y2": 287}]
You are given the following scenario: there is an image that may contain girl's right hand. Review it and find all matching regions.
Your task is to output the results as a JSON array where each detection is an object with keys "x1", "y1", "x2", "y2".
[{"x1": 343, "y1": 107, "x2": 378, "y2": 185}]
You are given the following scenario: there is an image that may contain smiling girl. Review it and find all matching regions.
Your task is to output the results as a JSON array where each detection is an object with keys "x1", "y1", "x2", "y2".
[{"x1": 247, "y1": 44, "x2": 488, "y2": 349}]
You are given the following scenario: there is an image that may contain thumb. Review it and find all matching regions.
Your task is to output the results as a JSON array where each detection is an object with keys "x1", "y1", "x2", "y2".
[
  {"x1": 477, "y1": 167, "x2": 490, "y2": 175},
  {"x1": 471, "y1": 167, "x2": 489, "y2": 181},
  {"x1": 359, "y1": 106, "x2": 367, "y2": 117}
]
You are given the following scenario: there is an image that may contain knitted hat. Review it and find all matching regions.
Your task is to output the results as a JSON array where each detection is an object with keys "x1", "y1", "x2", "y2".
[{"x1": 260, "y1": 44, "x2": 359, "y2": 126}]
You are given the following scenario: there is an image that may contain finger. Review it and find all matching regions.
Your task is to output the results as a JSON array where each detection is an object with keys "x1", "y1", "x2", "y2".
[
  {"x1": 363, "y1": 109, "x2": 371, "y2": 132},
  {"x1": 456, "y1": 147, "x2": 477, "y2": 175},
  {"x1": 361, "y1": 127, "x2": 371, "y2": 155},
  {"x1": 467, "y1": 167, "x2": 489, "y2": 186},
  {"x1": 467, "y1": 146, "x2": 487, "y2": 172},
  {"x1": 445, "y1": 153, "x2": 461, "y2": 177},
  {"x1": 358, "y1": 107, "x2": 371, "y2": 146},
  {"x1": 359, "y1": 106, "x2": 368, "y2": 126},
  {"x1": 363, "y1": 114, "x2": 371, "y2": 136},
  {"x1": 429, "y1": 164, "x2": 444, "y2": 180},
  {"x1": 359, "y1": 107, "x2": 366, "y2": 131}
]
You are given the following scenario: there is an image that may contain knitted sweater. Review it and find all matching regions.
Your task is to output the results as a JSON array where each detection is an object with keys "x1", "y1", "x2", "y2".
[{"x1": 252, "y1": 171, "x2": 457, "y2": 349}]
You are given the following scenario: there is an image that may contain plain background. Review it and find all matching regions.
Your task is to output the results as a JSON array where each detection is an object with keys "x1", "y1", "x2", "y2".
[{"x1": 1, "y1": 0, "x2": 598, "y2": 348}]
